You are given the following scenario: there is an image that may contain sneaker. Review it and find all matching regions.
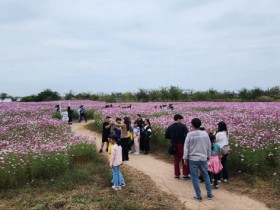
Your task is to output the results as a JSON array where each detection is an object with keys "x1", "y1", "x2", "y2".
[
  {"x1": 128, "y1": 151, "x2": 132, "y2": 154},
  {"x1": 208, "y1": 195, "x2": 214, "y2": 200},
  {"x1": 194, "y1": 196, "x2": 202, "y2": 202},
  {"x1": 214, "y1": 184, "x2": 219, "y2": 189},
  {"x1": 99, "y1": 149, "x2": 103, "y2": 153},
  {"x1": 183, "y1": 176, "x2": 190, "y2": 179},
  {"x1": 223, "y1": 179, "x2": 228, "y2": 183},
  {"x1": 121, "y1": 183, "x2": 126, "y2": 187},
  {"x1": 112, "y1": 186, "x2": 121, "y2": 190},
  {"x1": 217, "y1": 180, "x2": 221, "y2": 183},
  {"x1": 175, "y1": 176, "x2": 180, "y2": 179},
  {"x1": 134, "y1": 152, "x2": 139, "y2": 155}
]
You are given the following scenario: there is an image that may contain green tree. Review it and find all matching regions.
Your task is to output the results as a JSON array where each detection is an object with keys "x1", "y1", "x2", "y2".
[
  {"x1": 169, "y1": 86, "x2": 184, "y2": 101},
  {"x1": 268, "y1": 86, "x2": 280, "y2": 100},
  {"x1": 36, "y1": 89, "x2": 61, "y2": 101},
  {"x1": 20, "y1": 95, "x2": 37, "y2": 102},
  {"x1": 64, "y1": 90, "x2": 75, "y2": 100},
  {"x1": 251, "y1": 87, "x2": 265, "y2": 100},
  {"x1": 148, "y1": 89, "x2": 160, "y2": 101},
  {"x1": 135, "y1": 89, "x2": 149, "y2": 102},
  {"x1": 238, "y1": 88, "x2": 252, "y2": 101},
  {"x1": 0, "y1": 93, "x2": 8, "y2": 102},
  {"x1": 159, "y1": 87, "x2": 170, "y2": 101}
]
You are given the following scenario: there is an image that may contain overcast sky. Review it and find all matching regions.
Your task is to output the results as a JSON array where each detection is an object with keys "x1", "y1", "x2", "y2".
[{"x1": 0, "y1": 0, "x2": 279, "y2": 96}]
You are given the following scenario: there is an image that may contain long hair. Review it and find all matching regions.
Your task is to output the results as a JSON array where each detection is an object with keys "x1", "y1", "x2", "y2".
[
  {"x1": 217, "y1": 121, "x2": 228, "y2": 135},
  {"x1": 145, "y1": 118, "x2": 151, "y2": 126},
  {"x1": 123, "y1": 116, "x2": 131, "y2": 131}
]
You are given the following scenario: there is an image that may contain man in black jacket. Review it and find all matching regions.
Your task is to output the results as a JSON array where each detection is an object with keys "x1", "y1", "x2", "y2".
[{"x1": 165, "y1": 114, "x2": 189, "y2": 179}]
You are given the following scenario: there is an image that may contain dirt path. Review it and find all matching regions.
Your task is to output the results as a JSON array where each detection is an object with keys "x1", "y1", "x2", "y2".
[{"x1": 72, "y1": 121, "x2": 269, "y2": 210}]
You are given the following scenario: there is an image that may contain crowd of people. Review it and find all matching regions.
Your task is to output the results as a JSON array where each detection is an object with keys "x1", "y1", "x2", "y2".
[
  {"x1": 62, "y1": 105, "x2": 230, "y2": 199},
  {"x1": 103, "y1": 114, "x2": 152, "y2": 190},
  {"x1": 165, "y1": 114, "x2": 229, "y2": 201},
  {"x1": 103, "y1": 113, "x2": 229, "y2": 198}
]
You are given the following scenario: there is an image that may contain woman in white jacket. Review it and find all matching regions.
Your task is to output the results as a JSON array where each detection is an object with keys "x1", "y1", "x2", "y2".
[{"x1": 215, "y1": 121, "x2": 229, "y2": 182}]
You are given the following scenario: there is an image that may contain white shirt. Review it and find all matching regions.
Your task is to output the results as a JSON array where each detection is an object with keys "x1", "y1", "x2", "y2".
[
  {"x1": 110, "y1": 144, "x2": 123, "y2": 167},
  {"x1": 215, "y1": 131, "x2": 229, "y2": 148}
]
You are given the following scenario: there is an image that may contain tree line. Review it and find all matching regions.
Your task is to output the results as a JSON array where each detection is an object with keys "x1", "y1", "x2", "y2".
[{"x1": 2, "y1": 86, "x2": 277, "y2": 103}]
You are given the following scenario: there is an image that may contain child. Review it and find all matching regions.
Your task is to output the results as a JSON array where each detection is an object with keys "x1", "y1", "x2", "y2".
[
  {"x1": 133, "y1": 122, "x2": 140, "y2": 155},
  {"x1": 208, "y1": 134, "x2": 223, "y2": 188},
  {"x1": 109, "y1": 134, "x2": 125, "y2": 190},
  {"x1": 107, "y1": 136, "x2": 113, "y2": 162}
]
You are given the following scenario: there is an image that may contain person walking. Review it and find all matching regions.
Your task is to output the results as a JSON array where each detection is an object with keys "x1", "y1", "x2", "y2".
[
  {"x1": 78, "y1": 105, "x2": 87, "y2": 123},
  {"x1": 165, "y1": 114, "x2": 189, "y2": 179},
  {"x1": 215, "y1": 121, "x2": 229, "y2": 182},
  {"x1": 67, "y1": 106, "x2": 73, "y2": 125},
  {"x1": 183, "y1": 118, "x2": 213, "y2": 201}
]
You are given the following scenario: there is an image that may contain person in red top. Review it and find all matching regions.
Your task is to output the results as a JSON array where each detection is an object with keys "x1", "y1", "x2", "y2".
[{"x1": 165, "y1": 114, "x2": 189, "y2": 179}]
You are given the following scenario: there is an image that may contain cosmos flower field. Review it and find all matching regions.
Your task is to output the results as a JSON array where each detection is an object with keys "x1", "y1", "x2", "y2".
[
  {"x1": 0, "y1": 101, "x2": 96, "y2": 187},
  {"x1": 0, "y1": 100, "x2": 279, "y2": 187}
]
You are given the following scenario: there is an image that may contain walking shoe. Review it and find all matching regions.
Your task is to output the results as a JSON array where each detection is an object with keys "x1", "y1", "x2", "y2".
[
  {"x1": 207, "y1": 195, "x2": 214, "y2": 200},
  {"x1": 134, "y1": 152, "x2": 139, "y2": 155},
  {"x1": 217, "y1": 180, "x2": 221, "y2": 183},
  {"x1": 223, "y1": 179, "x2": 228, "y2": 183},
  {"x1": 183, "y1": 176, "x2": 190, "y2": 179},
  {"x1": 193, "y1": 196, "x2": 202, "y2": 202},
  {"x1": 175, "y1": 176, "x2": 180, "y2": 179},
  {"x1": 121, "y1": 183, "x2": 126, "y2": 187},
  {"x1": 99, "y1": 149, "x2": 103, "y2": 153},
  {"x1": 112, "y1": 186, "x2": 121, "y2": 190},
  {"x1": 214, "y1": 184, "x2": 219, "y2": 189}
]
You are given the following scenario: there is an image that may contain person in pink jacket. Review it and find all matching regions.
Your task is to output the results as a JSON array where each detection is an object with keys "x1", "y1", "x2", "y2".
[{"x1": 109, "y1": 134, "x2": 125, "y2": 190}]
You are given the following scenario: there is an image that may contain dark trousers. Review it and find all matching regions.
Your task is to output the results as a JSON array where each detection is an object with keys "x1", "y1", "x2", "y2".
[
  {"x1": 121, "y1": 137, "x2": 129, "y2": 161},
  {"x1": 174, "y1": 144, "x2": 189, "y2": 176},
  {"x1": 208, "y1": 171, "x2": 219, "y2": 185},
  {"x1": 140, "y1": 136, "x2": 144, "y2": 151},
  {"x1": 218, "y1": 154, "x2": 228, "y2": 180},
  {"x1": 143, "y1": 138, "x2": 150, "y2": 153},
  {"x1": 79, "y1": 113, "x2": 87, "y2": 122}
]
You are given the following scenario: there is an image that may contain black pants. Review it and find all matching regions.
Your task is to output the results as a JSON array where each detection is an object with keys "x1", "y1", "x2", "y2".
[
  {"x1": 143, "y1": 138, "x2": 150, "y2": 153},
  {"x1": 218, "y1": 154, "x2": 228, "y2": 180},
  {"x1": 121, "y1": 137, "x2": 129, "y2": 161},
  {"x1": 208, "y1": 171, "x2": 219, "y2": 185},
  {"x1": 140, "y1": 136, "x2": 144, "y2": 151},
  {"x1": 79, "y1": 113, "x2": 87, "y2": 122}
]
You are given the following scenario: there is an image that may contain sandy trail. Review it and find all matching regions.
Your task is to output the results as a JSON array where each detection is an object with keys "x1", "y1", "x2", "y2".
[{"x1": 72, "y1": 121, "x2": 268, "y2": 210}]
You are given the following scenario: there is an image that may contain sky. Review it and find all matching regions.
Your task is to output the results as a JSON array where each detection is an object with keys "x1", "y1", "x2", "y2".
[{"x1": 0, "y1": 0, "x2": 279, "y2": 97}]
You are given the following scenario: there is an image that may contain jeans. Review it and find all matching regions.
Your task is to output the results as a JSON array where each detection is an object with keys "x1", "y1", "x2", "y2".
[
  {"x1": 112, "y1": 166, "x2": 125, "y2": 187},
  {"x1": 189, "y1": 160, "x2": 212, "y2": 198}
]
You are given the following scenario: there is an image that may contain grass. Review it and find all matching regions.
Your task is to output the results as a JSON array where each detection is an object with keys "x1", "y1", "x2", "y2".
[{"x1": 0, "y1": 152, "x2": 187, "y2": 210}]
